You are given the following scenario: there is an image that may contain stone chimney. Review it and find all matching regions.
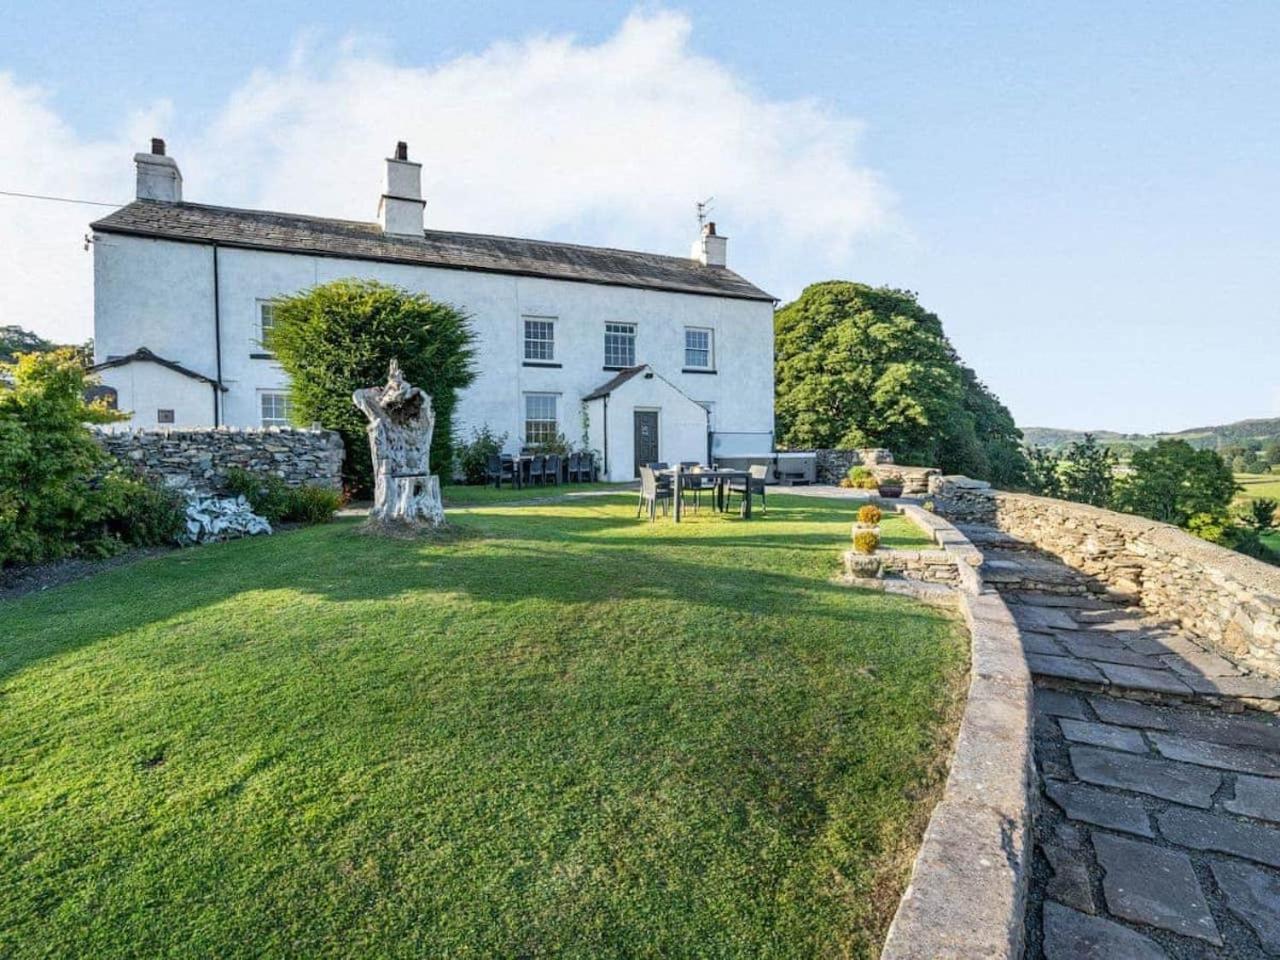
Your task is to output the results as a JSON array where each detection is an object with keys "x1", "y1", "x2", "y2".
[
  {"x1": 378, "y1": 141, "x2": 425, "y2": 237},
  {"x1": 690, "y1": 221, "x2": 727, "y2": 267},
  {"x1": 135, "y1": 137, "x2": 182, "y2": 202}
]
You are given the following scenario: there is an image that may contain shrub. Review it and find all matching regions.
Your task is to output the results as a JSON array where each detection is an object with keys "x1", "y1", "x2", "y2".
[
  {"x1": 90, "y1": 471, "x2": 186, "y2": 550},
  {"x1": 852, "y1": 530, "x2": 880, "y2": 555},
  {"x1": 224, "y1": 467, "x2": 342, "y2": 525},
  {"x1": 1113, "y1": 440, "x2": 1236, "y2": 527},
  {"x1": 1241, "y1": 497, "x2": 1277, "y2": 533},
  {"x1": 285, "y1": 485, "x2": 344, "y2": 525},
  {"x1": 857, "y1": 504, "x2": 882, "y2": 525},
  {"x1": 456, "y1": 425, "x2": 507, "y2": 485},
  {"x1": 877, "y1": 471, "x2": 905, "y2": 488},
  {"x1": 847, "y1": 466, "x2": 879, "y2": 490},
  {"x1": 266, "y1": 280, "x2": 477, "y2": 496},
  {"x1": 0, "y1": 349, "x2": 123, "y2": 566}
]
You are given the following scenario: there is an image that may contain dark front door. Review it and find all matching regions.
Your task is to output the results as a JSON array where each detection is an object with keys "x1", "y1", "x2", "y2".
[{"x1": 633, "y1": 410, "x2": 659, "y2": 477}]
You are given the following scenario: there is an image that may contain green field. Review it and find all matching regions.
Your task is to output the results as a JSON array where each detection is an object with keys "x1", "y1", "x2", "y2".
[
  {"x1": 1, "y1": 495, "x2": 959, "y2": 959},
  {"x1": 1235, "y1": 474, "x2": 1280, "y2": 502}
]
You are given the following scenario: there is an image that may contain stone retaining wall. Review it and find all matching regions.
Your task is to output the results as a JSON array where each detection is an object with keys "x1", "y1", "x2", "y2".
[
  {"x1": 878, "y1": 504, "x2": 1033, "y2": 959},
  {"x1": 96, "y1": 427, "x2": 345, "y2": 493},
  {"x1": 810, "y1": 449, "x2": 939, "y2": 492},
  {"x1": 930, "y1": 476, "x2": 1280, "y2": 678}
]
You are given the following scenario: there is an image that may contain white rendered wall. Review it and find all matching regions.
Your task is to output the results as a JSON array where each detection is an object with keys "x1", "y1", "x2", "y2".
[
  {"x1": 93, "y1": 234, "x2": 776, "y2": 448},
  {"x1": 596, "y1": 373, "x2": 710, "y2": 481},
  {"x1": 95, "y1": 362, "x2": 215, "y2": 431}
]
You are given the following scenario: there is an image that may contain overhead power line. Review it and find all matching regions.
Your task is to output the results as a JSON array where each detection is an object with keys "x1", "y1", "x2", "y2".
[{"x1": 0, "y1": 189, "x2": 123, "y2": 208}]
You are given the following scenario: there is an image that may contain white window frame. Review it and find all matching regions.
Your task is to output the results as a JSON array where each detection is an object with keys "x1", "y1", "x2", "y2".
[
  {"x1": 260, "y1": 390, "x2": 292, "y2": 428},
  {"x1": 523, "y1": 316, "x2": 556, "y2": 362},
  {"x1": 604, "y1": 322, "x2": 636, "y2": 368},
  {"x1": 256, "y1": 299, "x2": 277, "y2": 351},
  {"x1": 523, "y1": 392, "x2": 559, "y2": 446},
  {"x1": 684, "y1": 326, "x2": 714, "y2": 370}
]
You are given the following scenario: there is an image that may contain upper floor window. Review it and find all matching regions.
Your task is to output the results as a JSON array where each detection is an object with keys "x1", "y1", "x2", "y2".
[
  {"x1": 684, "y1": 327, "x2": 713, "y2": 369},
  {"x1": 524, "y1": 317, "x2": 555, "y2": 361},
  {"x1": 257, "y1": 300, "x2": 277, "y2": 350},
  {"x1": 524, "y1": 392, "x2": 559, "y2": 445},
  {"x1": 604, "y1": 322, "x2": 636, "y2": 368},
  {"x1": 260, "y1": 390, "x2": 292, "y2": 427}
]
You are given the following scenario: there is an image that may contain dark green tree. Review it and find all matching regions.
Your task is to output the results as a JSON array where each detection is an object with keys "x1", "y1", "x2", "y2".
[
  {"x1": 773, "y1": 282, "x2": 1027, "y2": 482},
  {"x1": 1113, "y1": 439, "x2": 1237, "y2": 527},
  {"x1": 1025, "y1": 446, "x2": 1064, "y2": 498},
  {"x1": 1057, "y1": 434, "x2": 1116, "y2": 506},
  {"x1": 267, "y1": 280, "x2": 476, "y2": 494},
  {"x1": 1243, "y1": 497, "x2": 1277, "y2": 533}
]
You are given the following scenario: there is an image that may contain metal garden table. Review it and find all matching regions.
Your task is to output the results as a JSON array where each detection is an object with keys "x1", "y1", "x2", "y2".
[{"x1": 658, "y1": 467, "x2": 753, "y2": 522}]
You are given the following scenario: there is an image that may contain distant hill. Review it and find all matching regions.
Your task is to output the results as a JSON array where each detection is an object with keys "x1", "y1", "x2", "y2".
[{"x1": 1022, "y1": 418, "x2": 1280, "y2": 452}]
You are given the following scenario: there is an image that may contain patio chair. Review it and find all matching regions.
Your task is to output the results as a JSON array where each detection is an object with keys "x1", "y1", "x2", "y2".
[
  {"x1": 528, "y1": 454, "x2": 546, "y2": 485},
  {"x1": 579, "y1": 452, "x2": 596, "y2": 482},
  {"x1": 544, "y1": 454, "x2": 562, "y2": 486},
  {"x1": 678, "y1": 462, "x2": 709, "y2": 513},
  {"x1": 485, "y1": 453, "x2": 516, "y2": 488},
  {"x1": 567, "y1": 452, "x2": 582, "y2": 482},
  {"x1": 636, "y1": 464, "x2": 672, "y2": 520},
  {"x1": 726, "y1": 463, "x2": 768, "y2": 514}
]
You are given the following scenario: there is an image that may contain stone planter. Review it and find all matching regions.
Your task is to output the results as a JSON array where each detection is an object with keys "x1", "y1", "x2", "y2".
[{"x1": 843, "y1": 550, "x2": 884, "y2": 578}]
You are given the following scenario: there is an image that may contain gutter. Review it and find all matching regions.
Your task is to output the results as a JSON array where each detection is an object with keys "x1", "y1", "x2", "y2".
[
  {"x1": 211, "y1": 243, "x2": 224, "y2": 425},
  {"x1": 602, "y1": 395, "x2": 609, "y2": 478}
]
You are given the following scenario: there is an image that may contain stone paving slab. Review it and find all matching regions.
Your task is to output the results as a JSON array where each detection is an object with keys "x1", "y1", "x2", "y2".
[
  {"x1": 1157, "y1": 807, "x2": 1280, "y2": 869},
  {"x1": 1027, "y1": 654, "x2": 1108, "y2": 685},
  {"x1": 1022, "y1": 632, "x2": 1066, "y2": 656},
  {"x1": 1148, "y1": 732, "x2": 1280, "y2": 777},
  {"x1": 1161, "y1": 648, "x2": 1243, "y2": 678},
  {"x1": 1044, "y1": 779, "x2": 1153, "y2": 836},
  {"x1": 1096, "y1": 663, "x2": 1193, "y2": 696},
  {"x1": 1041, "y1": 902, "x2": 1170, "y2": 959},
  {"x1": 1224, "y1": 774, "x2": 1280, "y2": 823},
  {"x1": 1092, "y1": 832, "x2": 1222, "y2": 944},
  {"x1": 1041, "y1": 839, "x2": 1096, "y2": 914},
  {"x1": 1007, "y1": 603, "x2": 1082, "y2": 632},
  {"x1": 1088, "y1": 696, "x2": 1174, "y2": 731},
  {"x1": 1059, "y1": 638, "x2": 1163, "y2": 668},
  {"x1": 1210, "y1": 860, "x2": 1280, "y2": 954},
  {"x1": 1069, "y1": 745, "x2": 1221, "y2": 808},
  {"x1": 1035, "y1": 690, "x2": 1088, "y2": 720},
  {"x1": 1058, "y1": 718, "x2": 1148, "y2": 754}
]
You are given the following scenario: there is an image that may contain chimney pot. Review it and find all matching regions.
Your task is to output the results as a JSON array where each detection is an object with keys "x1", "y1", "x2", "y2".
[
  {"x1": 691, "y1": 221, "x2": 728, "y2": 267},
  {"x1": 150, "y1": 137, "x2": 166, "y2": 156},
  {"x1": 394, "y1": 141, "x2": 409, "y2": 161},
  {"x1": 704, "y1": 221, "x2": 716, "y2": 236}
]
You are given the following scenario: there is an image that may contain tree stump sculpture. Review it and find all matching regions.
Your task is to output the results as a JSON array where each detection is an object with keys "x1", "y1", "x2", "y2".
[{"x1": 352, "y1": 360, "x2": 445, "y2": 526}]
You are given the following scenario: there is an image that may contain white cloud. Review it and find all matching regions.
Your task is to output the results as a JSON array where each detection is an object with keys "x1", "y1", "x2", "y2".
[{"x1": 0, "y1": 11, "x2": 891, "y2": 344}]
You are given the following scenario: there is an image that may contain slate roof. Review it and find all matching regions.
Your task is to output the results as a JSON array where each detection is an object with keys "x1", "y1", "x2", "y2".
[
  {"x1": 582, "y1": 365, "x2": 649, "y2": 401},
  {"x1": 89, "y1": 346, "x2": 227, "y2": 389},
  {"x1": 91, "y1": 201, "x2": 776, "y2": 302}
]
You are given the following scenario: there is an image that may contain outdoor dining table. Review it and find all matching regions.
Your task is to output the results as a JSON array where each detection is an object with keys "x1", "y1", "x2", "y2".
[{"x1": 658, "y1": 467, "x2": 753, "y2": 522}]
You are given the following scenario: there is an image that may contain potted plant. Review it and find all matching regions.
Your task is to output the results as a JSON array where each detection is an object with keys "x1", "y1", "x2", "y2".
[
  {"x1": 851, "y1": 503, "x2": 881, "y2": 540},
  {"x1": 876, "y1": 471, "x2": 905, "y2": 498},
  {"x1": 846, "y1": 465, "x2": 880, "y2": 490},
  {"x1": 844, "y1": 527, "x2": 882, "y2": 578}
]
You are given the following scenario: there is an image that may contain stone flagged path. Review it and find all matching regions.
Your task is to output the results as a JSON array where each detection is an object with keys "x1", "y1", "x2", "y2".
[{"x1": 965, "y1": 528, "x2": 1280, "y2": 959}]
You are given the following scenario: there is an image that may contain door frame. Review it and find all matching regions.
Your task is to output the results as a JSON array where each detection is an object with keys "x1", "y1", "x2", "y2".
[{"x1": 632, "y1": 407, "x2": 661, "y2": 477}]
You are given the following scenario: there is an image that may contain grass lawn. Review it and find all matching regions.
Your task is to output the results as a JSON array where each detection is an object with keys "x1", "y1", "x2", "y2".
[
  {"x1": 441, "y1": 480, "x2": 633, "y2": 506},
  {"x1": 1, "y1": 495, "x2": 963, "y2": 959}
]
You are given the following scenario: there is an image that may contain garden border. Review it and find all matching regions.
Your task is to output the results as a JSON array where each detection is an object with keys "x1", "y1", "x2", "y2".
[{"x1": 878, "y1": 505, "x2": 1034, "y2": 960}]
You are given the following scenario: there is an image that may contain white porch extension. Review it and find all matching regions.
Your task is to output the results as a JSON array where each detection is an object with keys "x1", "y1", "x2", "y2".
[{"x1": 583, "y1": 365, "x2": 709, "y2": 481}]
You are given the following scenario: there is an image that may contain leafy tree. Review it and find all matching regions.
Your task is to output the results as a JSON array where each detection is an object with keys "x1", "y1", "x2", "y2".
[
  {"x1": 0, "y1": 350, "x2": 124, "y2": 565},
  {"x1": 1113, "y1": 439, "x2": 1237, "y2": 527},
  {"x1": 774, "y1": 282, "x2": 1027, "y2": 483},
  {"x1": 267, "y1": 280, "x2": 476, "y2": 494},
  {"x1": 1057, "y1": 434, "x2": 1116, "y2": 507},
  {"x1": 0, "y1": 325, "x2": 54, "y2": 365},
  {"x1": 1242, "y1": 497, "x2": 1277, "y2": 532},
  {"x1": 1025, "y1": 446, "x2": 1063, "y2": 499}
]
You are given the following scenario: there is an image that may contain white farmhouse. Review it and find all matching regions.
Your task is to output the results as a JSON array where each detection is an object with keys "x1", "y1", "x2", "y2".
[{"x1": 91, "y1": 139, "x2": 777, "y2": 480}]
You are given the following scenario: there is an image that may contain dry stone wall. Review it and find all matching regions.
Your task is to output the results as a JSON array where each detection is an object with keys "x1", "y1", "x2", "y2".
[
  {"x1": 809, "y1": 448, "x2": 939, "y2": 492},
  {"x1": 96, "y1": 427, "x2": 345, "y2": 493},
  {"x1": 930, "y1": 476, "x2": 1280, "y2": 678}
]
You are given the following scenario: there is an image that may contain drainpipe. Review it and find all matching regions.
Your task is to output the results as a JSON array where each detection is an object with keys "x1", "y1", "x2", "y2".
[
  {"x1": 211, "y1": 243, "x2": 224, "y2": 425},
  {"x1": 602, "y1": 395, "x2": 609, "y2": 479}
]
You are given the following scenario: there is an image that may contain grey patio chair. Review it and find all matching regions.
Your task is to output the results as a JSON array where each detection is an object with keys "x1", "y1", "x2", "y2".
[
  {"x1": 528, "y1": 454, "x2": 546, "y2": 485},
  {"x1": 678, "y1": 462, "x2": 709, "y2": 513},
  {"x1": 567, "y1": 452, "x2": 582, "y2": 482},
  {"x1": 636, "y1": 464, "x2": 673, "y2": 520},
  {"x1": 486, "y1": 453, "x2": 516, "y2": 488},
  {"x1": 726, "y1": 463, "x2": 768, "y2": 514},
  {"x1": 544, "y1": 454, "x2": 562, "y2": 486}
]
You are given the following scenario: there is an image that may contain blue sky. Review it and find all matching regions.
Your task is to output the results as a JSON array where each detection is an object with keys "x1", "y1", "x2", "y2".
[{"x1": 3, "y1": 1, "x2": 1278, "y2": 432}]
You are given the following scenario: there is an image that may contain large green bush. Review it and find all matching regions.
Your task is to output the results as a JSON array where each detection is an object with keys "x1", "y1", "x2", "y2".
[
  {"x1": 774, "y1": 282, "x2": 1027, "y2": 486},
  {"x1": 1113, "y1": 440, "x2": 1237, "y2": 528},
  {"x1": 266, "y1": 280, "x2": 476, "y2": 495},
  {"x1": 223, "y1": 467, "x2": 343, "y2": 525},
  {"x1": 455, "y1": 425, "x2": 507, "y2": 485},
  {"x1": 0, "y1": 350, "x2": 125, "y2": 566}
]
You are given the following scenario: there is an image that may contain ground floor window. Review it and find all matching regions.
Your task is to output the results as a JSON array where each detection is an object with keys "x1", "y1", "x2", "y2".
[
  {"x1": 260, "y1": 391, "x2": 292, "y2": 427},
  {"x1": 524, "y1": 392, "x2": 559, "y2": 445}
]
